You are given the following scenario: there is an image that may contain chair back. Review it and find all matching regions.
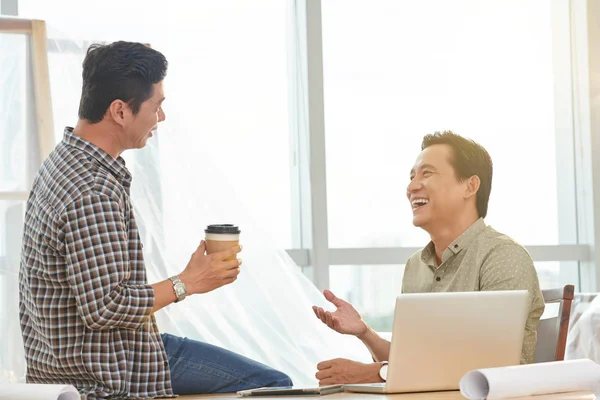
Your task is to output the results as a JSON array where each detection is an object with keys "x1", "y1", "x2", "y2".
[{"x1": 534, "y1": 284, "x2": 575, "y2": 362}]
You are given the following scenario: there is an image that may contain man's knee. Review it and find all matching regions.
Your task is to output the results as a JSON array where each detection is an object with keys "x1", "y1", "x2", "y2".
[{"x1": 264, "y1": 369, "x2": 293, "y2": 387}]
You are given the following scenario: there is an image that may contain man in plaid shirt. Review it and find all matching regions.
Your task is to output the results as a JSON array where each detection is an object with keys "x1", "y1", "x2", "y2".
[{"x1": 19, "y1": 41, "x2": 291, "y2": 399}]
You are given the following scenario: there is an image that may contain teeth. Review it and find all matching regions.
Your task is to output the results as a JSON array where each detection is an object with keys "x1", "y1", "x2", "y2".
[{"x1": 412, "y1": 199, "x2": 429, "y2": 205}]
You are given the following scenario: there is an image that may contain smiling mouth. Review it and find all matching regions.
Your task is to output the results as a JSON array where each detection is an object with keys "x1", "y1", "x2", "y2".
[{"x1": 411, "y1": 198, "x2": 429, "y2": 210}]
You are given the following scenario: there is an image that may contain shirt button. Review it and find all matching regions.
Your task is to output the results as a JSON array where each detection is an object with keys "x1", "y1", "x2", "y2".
[
  {"x1": 454, "y1": 244, "x2": 458, "y2": 249},
  {"x1": 436, "y1": 277, "x2": 441, "y2": 282},
  {"x1": 164, "y1": 361, "x2": 169, "y2": 367}
]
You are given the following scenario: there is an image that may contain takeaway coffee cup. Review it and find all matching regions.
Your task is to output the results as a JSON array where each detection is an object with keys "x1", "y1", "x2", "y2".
[{"x1": 205, "y1": 224, "x2": 241, "y2": 261}]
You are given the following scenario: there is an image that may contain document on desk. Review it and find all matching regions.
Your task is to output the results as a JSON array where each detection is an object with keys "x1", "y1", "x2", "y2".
[
  {"x1": 459, "y1": 358, "x2": 600, "y2": 400},
  {"x1": 0, "y1": 383, "x2": 79, "y2": 400},
  {"x1": 237, "y1": 384, "x2": 344, "y2": 397}
]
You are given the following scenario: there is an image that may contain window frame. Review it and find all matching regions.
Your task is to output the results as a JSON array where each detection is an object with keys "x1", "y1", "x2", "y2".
[
  {"x1": 288, "y1": 0, "x2": 596, "y2": 292},
  {"x1": 0, "y1": 17, "x2": 53, "y2": 202}
]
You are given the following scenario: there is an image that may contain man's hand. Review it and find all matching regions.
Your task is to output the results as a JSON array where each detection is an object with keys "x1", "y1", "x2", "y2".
[
  {"x1": 312, "y1": 290, "x2": 368, "y2": 337},
  {"x1": 315, "y1": 358, "x2": 383, "y2": 386},
  {"x1": 179, "y1": 240, "x2": 242, "y2": 295}
]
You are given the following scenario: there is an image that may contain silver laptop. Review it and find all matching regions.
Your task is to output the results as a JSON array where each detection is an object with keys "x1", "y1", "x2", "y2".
[{"x1": 344, "y1": 290, "x2": 529, "y2": 394}]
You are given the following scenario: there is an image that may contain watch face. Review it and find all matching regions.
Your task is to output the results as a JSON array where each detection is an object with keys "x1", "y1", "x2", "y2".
[
  {"x1": 379, "y1": 365, "x2": 388, "y2": 381},
  {"x1": 175, "y1": 284, "x2": 186, "y2": 296}
]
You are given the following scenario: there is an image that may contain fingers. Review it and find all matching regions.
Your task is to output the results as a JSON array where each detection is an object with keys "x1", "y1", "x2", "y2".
[
  {"x1": 210, "y1": 244, "x2": 243, "y2": 262},
  {"x1": 323, "y1": 289, "x2": 345, "y2": 307},
  {"x1": 221, "y1": 244, "x2": 243, "y2": 258},
  {"x1": 317, "y1": 360, "x2": 333, "y2": 370},
  {"x1": 225, "y1": 267, "x2": 241, "y2": 279},
  {"x1": 221, "y1": 258, "x2": 242, "y2": 270},
  {"x1": 323, "y1": 289, "x2": 335, "y2": 301},
  {"x1": 318, "y1": 378, "x2": 338, "y2": 386},
  {"x1": 316, "y1": 361, "x2": 338, "y2": 386},
  {"x1": 315, "y1": 308, "x2": 323, "y2": 322},
  {"x1": 198, "y1": 240, "x2": 206, "y2": 253},
  {"x1": 332, "y1": 316, "x2": 341, "y2": 331},
  {"x1": 313, "y1": 307, "x2": 328, "y2": 325},
  {"x1": 313, "y1": 306, "x2": 341, "y2": 332},
  {"x1": 325, "y1": 311, "x2": 333, "y2": 328},
  {"x1": 315, "y1": 369, "x2": 332, "y2": 380},
  {"x1": 312, "y1": 306, "x2": 319, "y2": 318},
  {"x1": 230, "y1": 244, "x2": 243, "y2": 256},
  {"x1": 218, "y1": 272, "x2": 239, "y2": 288}
]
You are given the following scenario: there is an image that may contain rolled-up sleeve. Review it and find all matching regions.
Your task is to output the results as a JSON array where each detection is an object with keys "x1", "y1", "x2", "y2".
[{"x1": 62, "y1": 194, "x2": 154, "y2": 330}]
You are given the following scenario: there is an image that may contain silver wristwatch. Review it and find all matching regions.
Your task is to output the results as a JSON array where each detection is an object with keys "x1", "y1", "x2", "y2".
[
  {"x1": 379, "y1": 361, "x2": 388, "y2": 381},
  {"x1": 169, "y1": 275, "x2": 187, "y2": 303}
]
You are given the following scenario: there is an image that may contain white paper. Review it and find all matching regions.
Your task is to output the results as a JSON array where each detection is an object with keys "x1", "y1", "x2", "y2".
[
  {"x1": 0, "y1": 383, "x2": 80, "y2": 400},
  {"x1": 460, "y1": 359, "x2": 600, "y2": 400}
]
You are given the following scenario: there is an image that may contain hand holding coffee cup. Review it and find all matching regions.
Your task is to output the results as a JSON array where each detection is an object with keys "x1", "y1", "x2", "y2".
[
  {"x1": 179, "y1": 225, "x2": 242, "y2": 294},
  {"x1": 205, "y1": 224, "x2": 241, "y2": 261}
]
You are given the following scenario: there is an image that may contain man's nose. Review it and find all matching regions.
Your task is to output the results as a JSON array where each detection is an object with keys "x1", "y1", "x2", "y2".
[{"x1": 407, "y1": 178, "x2": 420, "y2": 193}]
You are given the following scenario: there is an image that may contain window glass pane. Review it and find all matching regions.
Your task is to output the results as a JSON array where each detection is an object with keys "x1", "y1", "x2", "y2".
[
  {"x1": 322, "y1": 0, "x2": 563, "y2": 248},
  {"x1": 21, "y1": 1, "x2": 294, "y2": 248},
  {"x1": 47, "y1": 43, "x2": 86, "y2": 144},
  {"x1": 536, "y1": 261, "x2": 560, "y2": 290},
  {"x1": 0, "y1": 200, "x2": 26, "y2": 380},
  {"x1": 0, "y1": 34, "x2": 29, "y2": 192},
  {"x1": 330, "y1": 262, "x2": 565, "y2": 332},
  {"x1": 330, "y1": 264, "x2": 405, "y2": 332}
]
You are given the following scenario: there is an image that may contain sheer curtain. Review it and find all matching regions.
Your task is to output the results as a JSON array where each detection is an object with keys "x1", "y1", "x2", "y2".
[
  {"x1": 0, "y1": 32, "x2": 31, "y2": 384},
  {"x1": 1, "y1": 1, "x2": 371, "y2": 386}
]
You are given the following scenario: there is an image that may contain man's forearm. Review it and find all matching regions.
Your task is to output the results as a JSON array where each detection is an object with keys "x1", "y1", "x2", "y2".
[
  {"x1": 75, "y1": 283, "x2": 157, "y2": 330},
  {"x1": 357, "y1": 326, "x2": 391, "y2": 362},
  {"x1": 151, "y1": 279, "x2": 178, "y2": 314}
]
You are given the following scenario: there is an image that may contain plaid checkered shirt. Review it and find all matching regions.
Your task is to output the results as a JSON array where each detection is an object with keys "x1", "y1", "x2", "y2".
[{"x1": 19, "y1": 127, "x2": 174, "y2": 399}]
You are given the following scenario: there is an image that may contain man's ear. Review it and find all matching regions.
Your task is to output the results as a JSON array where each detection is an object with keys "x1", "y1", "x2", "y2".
[
  {"x1": 107, "y1": 100, "x2": 127, "y2": 127},
  {"x1": 465, "y1": 175, "x2": 480, "y2": 199}
]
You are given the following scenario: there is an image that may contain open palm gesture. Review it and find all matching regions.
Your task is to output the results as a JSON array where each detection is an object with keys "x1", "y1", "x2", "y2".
[{"x1": 312, "y1": 290, "x2": 368, "y2": 337}]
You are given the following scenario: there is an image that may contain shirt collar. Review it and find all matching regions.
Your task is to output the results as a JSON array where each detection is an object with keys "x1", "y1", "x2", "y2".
[
  {"x1": 63, "y1": 127, "x2": 132, "y2": 183},
  {"x1": 421, "y1": 218, "x2": 487, "y2": 267}
]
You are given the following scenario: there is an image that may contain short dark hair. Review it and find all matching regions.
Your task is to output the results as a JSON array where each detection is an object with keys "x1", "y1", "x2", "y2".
[
  {"x1": 421, "y1": 130, "x2": 493, "y2": 218},
  {"x1": 78, "y1": 41, "x2": 168, "y2": 123}
]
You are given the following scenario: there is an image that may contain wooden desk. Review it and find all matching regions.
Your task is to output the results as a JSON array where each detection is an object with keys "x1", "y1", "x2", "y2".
[{"x1": 179, "y1": 390, "x2": 595, "y2": 399}]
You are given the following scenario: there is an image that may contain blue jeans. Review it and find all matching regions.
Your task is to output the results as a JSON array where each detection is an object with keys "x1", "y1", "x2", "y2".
[{"x1": 161, "y1": 333, "x2": 293, "y2": 394}]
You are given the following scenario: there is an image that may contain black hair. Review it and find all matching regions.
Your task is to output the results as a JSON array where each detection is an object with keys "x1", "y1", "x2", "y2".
[
  {"x1": 422, "y1": 131, "x2": 493, "y2": 218},
  {"x1": 78, "y1": 41, "x2": 168, "y2": 123}
]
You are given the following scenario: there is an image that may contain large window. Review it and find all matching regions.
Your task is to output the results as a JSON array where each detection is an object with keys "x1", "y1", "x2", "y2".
[
  {"x1": 2, "y1": 0, "x2": 600, "y2": 385},
  {"x1": 0, "y1": 26, "x2": 39, "y2": 382},
  {"x1": 318, "y1": 0, "x2": 575, "y2": 322},
  {"x1": 322, "y1": 0, "x2": 560, "y2": 248},
  {"x1": 7, "y1": 0, "x2": 592, "y2": 337},
  {"x1": 20, "y1": 0, "x2": 294, "y2": 249},
  {"x1": 3, "y1": 2, "x2": 295, "y2": 381},
  {"x1": 0, "y1": 34, "x2": 29, "y2": 192}
]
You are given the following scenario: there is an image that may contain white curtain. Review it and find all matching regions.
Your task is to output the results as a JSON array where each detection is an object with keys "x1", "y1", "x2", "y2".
[
  {"x1": 566, "y1": 295, "x2": 600, "y2": 363},
  {"x1": 0, "y1": 32, "x2": 30, "y2": 385},
  {"x1": 0, "y1": 1, "x2": 372, "y2": 387}
]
